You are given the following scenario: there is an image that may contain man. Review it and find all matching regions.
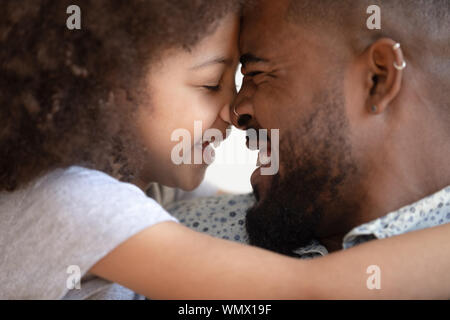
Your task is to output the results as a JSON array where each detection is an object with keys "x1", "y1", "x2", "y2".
[{"x1": 226, "y1": 0, "x2": 450, "y2": 255}]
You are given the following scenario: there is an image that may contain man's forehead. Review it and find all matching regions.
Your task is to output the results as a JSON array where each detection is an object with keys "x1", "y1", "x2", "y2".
[
  {"x1": 240, "y1": 0, "x2": 293, "y2": 58},
  {"x1": 242, "y1": 0, "x2": 289, "y2": 17},
  {"x1": 240, "y1": 1, "x2": 289, "y2": 50}
]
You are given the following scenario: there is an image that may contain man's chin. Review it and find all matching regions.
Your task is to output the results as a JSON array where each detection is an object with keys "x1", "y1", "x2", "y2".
[{"x1": 246, "y1": 166, "x2": 323, "y2": 256}]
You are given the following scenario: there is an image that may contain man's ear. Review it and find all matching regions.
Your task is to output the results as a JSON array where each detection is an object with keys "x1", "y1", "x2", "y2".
[{"x1": 362, "y1": 38, "x2": 406, "y2": 114}]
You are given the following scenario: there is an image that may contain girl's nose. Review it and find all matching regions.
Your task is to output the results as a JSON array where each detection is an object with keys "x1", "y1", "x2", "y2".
[{"x1": 219, "y1": 104, "x2": 232, "y2": 124}]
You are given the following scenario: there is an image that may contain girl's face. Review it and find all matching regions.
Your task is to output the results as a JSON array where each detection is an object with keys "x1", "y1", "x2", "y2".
[{"x1": 135, "y1": 14, "x2": 239, "y2": 191}]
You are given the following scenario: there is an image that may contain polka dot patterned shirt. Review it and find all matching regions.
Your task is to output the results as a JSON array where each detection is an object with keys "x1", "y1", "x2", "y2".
[{"x1": 168, "y1": 186, "x2": 450, "y2": 258}]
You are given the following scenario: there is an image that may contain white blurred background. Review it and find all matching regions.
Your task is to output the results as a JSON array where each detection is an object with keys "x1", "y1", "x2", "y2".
[{"x1": 203, "y1": 71, "x2": 258, "y2": 194}]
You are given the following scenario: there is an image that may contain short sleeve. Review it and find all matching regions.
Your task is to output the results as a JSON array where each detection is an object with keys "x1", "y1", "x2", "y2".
[{"x1": 0, "y1": 166, "x2": 177, "y2": 299}]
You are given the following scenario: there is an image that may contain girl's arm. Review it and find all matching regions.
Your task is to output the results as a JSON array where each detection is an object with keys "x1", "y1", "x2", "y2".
[
  {"x1": 90, "y1": 221, "x2": 312, "y2": 299},
  {"x1": 309, "y1": 222, "x2": 450, "y2": 299},
  {"x1": 89, "y1": 221, "x2": 450, "y2": 299}
]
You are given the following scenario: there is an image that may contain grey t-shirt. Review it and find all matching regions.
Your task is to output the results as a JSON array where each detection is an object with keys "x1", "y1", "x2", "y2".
[{"x1": 0, "y1": 166, "x2": 178, "y2": 299}]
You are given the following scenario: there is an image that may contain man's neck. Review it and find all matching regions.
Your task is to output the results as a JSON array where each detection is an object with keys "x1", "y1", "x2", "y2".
[
  {"x1": 321, "y1": 132, "x2": 450, "y2": 253},
  {"x1": 357, "y1": 136, "x2": 450, "y2": 227}
]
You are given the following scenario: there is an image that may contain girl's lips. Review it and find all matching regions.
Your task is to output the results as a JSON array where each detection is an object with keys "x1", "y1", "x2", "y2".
[
  {"x1": 192, "y1": 140, "x2": 215, "y2": 165},
  {"x1": 202, "y1": 141, "x2": 210, "y2": 150},
  {"x1": 193, "y1": 140, "x2": 210, "y2": 150},
  {"x1": 203, "y1": 144, "x2": 215, "y2": 164}
]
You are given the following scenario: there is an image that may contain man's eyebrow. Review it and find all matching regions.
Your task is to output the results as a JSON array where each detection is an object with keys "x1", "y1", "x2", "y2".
[
  {"x1": 191, "y1": 57, "x2": 232, "y2": 70},
  {"x1": 240, "y1": 53, "x2": 267, "y2": 67}
]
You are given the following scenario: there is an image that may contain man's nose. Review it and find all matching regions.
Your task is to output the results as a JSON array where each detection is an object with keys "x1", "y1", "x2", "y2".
[{"x1": 230, "y1": 91, "x2": 254, "y2": 130}]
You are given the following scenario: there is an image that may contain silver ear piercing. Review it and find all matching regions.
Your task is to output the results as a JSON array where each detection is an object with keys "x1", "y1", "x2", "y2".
[
  {"x1": 394, "y1": 60, "x2": 407, "y2": 71},
  {"x1": 393, "y1": 43, "x2": 407, "y2": 71},
  {"x1": 393, "y1": 43, "x2": 401, "y2": 50}
]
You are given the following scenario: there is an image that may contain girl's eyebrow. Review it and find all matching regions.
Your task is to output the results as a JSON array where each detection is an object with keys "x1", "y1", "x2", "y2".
[{"x1": 191, "y1": 56, "x2": 232, "y2": 70}]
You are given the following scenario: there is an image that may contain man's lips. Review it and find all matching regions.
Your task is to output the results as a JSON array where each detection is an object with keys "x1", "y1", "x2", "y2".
[
  {"x1": 256, "y1": 150, "x2": 271, "y2": 167},
  {"x1": 245, "y1": 133, "x2": 271, "y2": 151},
  {"x1": 246, "y1": 133, "x2": 272, "y2": 168},
  {"x1": 247, "y1": 128, "x2": 275, "y2": 198}
]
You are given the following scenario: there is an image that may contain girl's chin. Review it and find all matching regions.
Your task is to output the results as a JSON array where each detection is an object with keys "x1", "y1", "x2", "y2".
[{"x1": 175, "y1": 165, "x2": 209, "y2": 191}]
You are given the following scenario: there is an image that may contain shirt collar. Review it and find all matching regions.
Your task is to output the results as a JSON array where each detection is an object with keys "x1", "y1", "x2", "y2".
[
  {"x1": 342, "y1": 186, "x2": 450, "y2": 249},
  {"x1": 292, "y1": 186, "x2": 450, "y2": 258}
]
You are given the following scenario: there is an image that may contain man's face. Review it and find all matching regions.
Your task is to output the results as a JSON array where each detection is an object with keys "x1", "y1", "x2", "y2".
[{"x1": 234, "y1": 0, "x2": 363, "y2": 254}]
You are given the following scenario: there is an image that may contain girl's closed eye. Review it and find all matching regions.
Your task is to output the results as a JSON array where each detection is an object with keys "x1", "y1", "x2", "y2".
[{"x1": 204, "y1": 84, "x2": 222, "y2": 92}]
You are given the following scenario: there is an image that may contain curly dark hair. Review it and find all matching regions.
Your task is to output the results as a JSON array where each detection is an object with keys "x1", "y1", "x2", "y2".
[{"x1": 0, "y1": 0, "x2": 242, "y2": 192}]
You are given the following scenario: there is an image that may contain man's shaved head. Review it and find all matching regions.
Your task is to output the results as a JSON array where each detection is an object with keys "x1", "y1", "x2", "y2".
[
  {"x1": 286, "y1": 0, "x2": 450, "y2": 113},
  {"x1": 288, "y1": 0, "x2": 450, "y2": 39}
]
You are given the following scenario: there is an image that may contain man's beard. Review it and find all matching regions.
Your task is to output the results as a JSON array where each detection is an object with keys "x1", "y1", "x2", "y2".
[{"x1": 245, "y1": 88, "x2": 358, "y2": 256}]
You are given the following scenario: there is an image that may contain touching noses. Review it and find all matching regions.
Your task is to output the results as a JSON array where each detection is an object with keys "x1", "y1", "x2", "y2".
[
  {"x1": 229, "y1": 87, "x2": 254, "y2": 130},
  {"x1": 218, "y1": 79, "x2": 255, "y2": 130}
]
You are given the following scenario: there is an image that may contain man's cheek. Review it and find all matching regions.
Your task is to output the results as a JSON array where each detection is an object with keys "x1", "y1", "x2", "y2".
[{"x1": 254, "y1": 93, "x2": 283, "y2": 128}]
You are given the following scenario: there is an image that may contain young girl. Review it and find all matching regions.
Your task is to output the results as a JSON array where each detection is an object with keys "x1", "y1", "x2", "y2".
[{"x1": 1, "y1": 0, "x2": 449, "y2": 300}]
